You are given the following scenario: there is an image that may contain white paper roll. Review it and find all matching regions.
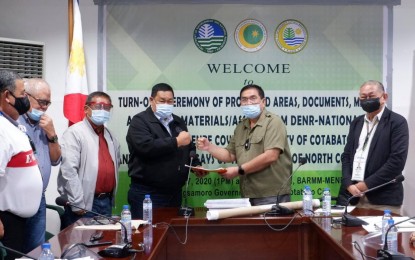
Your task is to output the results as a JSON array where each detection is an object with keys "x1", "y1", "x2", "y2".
[{"x1": 206, "y1": 199, "x2": 320, "y2": 220}]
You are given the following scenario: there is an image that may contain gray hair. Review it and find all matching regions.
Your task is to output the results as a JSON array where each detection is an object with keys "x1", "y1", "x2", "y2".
[{"x1": 0, "y1": 70, "x2": 22, "y2": 93}]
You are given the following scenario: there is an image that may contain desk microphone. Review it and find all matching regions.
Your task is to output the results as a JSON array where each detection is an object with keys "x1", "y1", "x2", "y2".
[
  {"x1": 270, "y1": 157, "x2": 307, "y2": 215},
  {"x1": 0, "y1": 243, "x2": 36, "y2": 260},
  {"x1": 55, "y1": 197, "x2": 134, "y2": 258},
  {"x1": 342, "y1": 175, "x2": 405, "y2": 227},
  {"x1": 377, "y1": 215, "x2": 415, "y2": 260},
  {"x1": 178, "y1": 150, "x2": 196, "y2": 217}
]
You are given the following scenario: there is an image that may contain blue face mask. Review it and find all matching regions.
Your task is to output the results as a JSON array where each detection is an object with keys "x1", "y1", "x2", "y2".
[
  {"x1": 241, "y1": 104, "x2": 261, "y2": 119},
  {"x1": 27, "y1": 108, "x2": 44, "y2": 121},
  {"x1": 155, "y1": 104, "x2": 173, "y2": 119},
  {"x1": 89, "y1": 110, "x2": 110, "y2": 125}
]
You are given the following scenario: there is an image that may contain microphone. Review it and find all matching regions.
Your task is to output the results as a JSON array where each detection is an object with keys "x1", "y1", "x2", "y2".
[
  {"x1": 0, "y1": 243, "x2": 37, "y2": 260},
  {"x1": 270, "y1": 157, "x2": 307, "y2": 215},
  {"x1": 178, "y1": 150, "x2": 196, "y2": 217},
  {"x1": 342, "y1": 175, "x2": 405, "y2": 227},
  {"x1": 377, "y1": 215, "x2": 415, "y2": 259},
  {"x1": 55, "y1": 197, "x2": 134, "y2": 258}
]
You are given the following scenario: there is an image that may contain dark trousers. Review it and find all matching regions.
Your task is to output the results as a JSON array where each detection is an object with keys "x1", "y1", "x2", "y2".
[
  {"x1": 128, "y1": 182, "x2": 181, "y2": 219},
  {"x1": 0, "y1": 211, "x2": 26, "y2": 260},
  {"x1": 61, "y1": 196, "x2": 112, "y2": 229}
]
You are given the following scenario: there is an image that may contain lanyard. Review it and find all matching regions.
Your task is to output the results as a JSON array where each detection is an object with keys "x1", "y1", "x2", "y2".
[{"x1": 362, "y1": 118, "x2": 378, "y2": 152}]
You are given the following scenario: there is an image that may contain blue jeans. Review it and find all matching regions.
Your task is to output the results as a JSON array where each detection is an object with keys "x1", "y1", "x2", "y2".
[
  {"x1": 24, "y1": 193, "x2": 46, "y2": 253},
  {"x1": 128, "y1": 183, "x2": 181, "y2": 219},
  {"x1": 61, "y1": 197, "x2": 112, "y2": 229}
]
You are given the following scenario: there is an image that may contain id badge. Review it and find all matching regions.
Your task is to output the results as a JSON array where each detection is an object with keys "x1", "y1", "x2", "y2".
[{"x1": 352, "y1": 155, "x2": 366, "y2": 181}]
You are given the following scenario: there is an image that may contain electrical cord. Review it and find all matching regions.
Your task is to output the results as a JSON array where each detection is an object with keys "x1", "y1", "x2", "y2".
[
  {"x1": 263, "y1": 211, "x2": 301, "y2": 231},
  {"x1": 352, "y1": 241, "x2": 377, "y2": 260},
  {"x1": 153, "y1": 217, "x2": 191, "y2": 245}
]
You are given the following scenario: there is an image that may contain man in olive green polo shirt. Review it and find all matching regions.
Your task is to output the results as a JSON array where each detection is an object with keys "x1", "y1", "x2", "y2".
[{"x1": 197, "y1": 84, "x2": 293, "y2": 206}]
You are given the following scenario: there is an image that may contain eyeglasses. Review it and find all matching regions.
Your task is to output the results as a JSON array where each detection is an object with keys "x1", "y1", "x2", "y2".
[
  {"x1": 27, "y1": 93, "x2": 51, "y2": 107},
  {"x1": 154, "y1": 99, "x2": 174, "y2": 105},
  {"x1": 87, "y1": 102, "x2": 113, "y2": 111},
  {"x1": 240, "y1": 95, "x2": 260, "y2": 104},
  {"x1": 359, "y1": 95, "x2": 382, "y2": 100},
  {"x1": 244, "y1": 138, "x2": 251, "y2": 151}
]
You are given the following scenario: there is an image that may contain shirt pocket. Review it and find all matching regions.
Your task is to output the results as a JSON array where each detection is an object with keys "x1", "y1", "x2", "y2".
[{"x1": 249, "y1": 135, "x2": 264, "y2": 152}]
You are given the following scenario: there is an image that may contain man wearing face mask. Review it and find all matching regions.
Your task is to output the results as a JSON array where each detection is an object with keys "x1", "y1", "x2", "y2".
[
  {"x1": 0, "y1": 70, "x2": 43, "y2": 259},
  {"x1": 197, "y1": 84, "x2": 292, "y2": 206},
  {"x1": 126, "y1": 83, "x2": 201, "y2": 219},
  {"x1": 58, "y1": 91, "x2": 120, "y2": 228},
  {"x1": 17, "y1": 78, "x2": 61, "y2": 253},
  {"x1": 338, "y1": 80, "x2": 409, "y2": 214}
]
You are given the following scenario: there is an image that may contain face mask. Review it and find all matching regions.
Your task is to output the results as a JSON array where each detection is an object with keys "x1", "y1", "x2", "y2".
[
  {"x1": 155, "y1": 104, "x2": 173, "y2": 119},
  {"x1": 360, "y1": 97, "x2": 381, "y2": 113},
  {"x1": 89, "y1": 110, "x2": 110, "y2": 125},
  {"x1": 241, "y1": 104, "x2": 261, "y2": 119},
  {"x1": 27, "y1": 108, "x2": 44, "y2": 121},
  {"x1": 11, "y1": 94, "x2": 31, "y2": 115}
]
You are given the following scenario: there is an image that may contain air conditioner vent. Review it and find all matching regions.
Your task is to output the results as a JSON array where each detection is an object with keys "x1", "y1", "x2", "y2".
[{"x1": 0, "y1": 37, "x2": 44, "y2": 78}]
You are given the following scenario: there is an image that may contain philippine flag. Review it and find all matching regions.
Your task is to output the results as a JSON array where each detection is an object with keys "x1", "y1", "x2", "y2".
[{"x1": 64, "y1": 0, "x2": 89, "y2": 125}]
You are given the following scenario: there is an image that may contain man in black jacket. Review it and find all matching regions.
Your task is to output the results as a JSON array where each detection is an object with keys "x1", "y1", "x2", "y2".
[
  {"x1": 126, "y1": 83, "x2": 201, "y2": 219},
  {"x1": 338, "y1": 80, "x2": 409, "y2": 214}
]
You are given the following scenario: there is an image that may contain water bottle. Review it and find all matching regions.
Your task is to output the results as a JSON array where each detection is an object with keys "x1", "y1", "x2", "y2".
[
  {"x1": 38, "y1": 243, "x2": 54, "y2": 260},
  {"x1": 382, "y1": 209, "x2": 392, "y2": 243},
  {"x1": 143, "y1": 224, "x2": 153, "y2": 254},
  {"x1": 386, "y1": 219, "x2": 398, "y2": 252},
  {"x1": 121, "y1": 205, "x2": 132, "y2": 243},
  {"x1": 322, "y1": 187, "x2": 331, "y2": 216},
  {"x1": 321, "y1": 217, "x2": 331, "y2": 232},
  {"x1": 302, "y1": 186, "x2": 313, "y2": 216},
  {"x1": 143, "y1": 194, "x2": 153, "y2": 225}
]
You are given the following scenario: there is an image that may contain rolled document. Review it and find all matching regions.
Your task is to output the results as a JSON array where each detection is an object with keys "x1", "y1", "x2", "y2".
[{"x1": 206, "y1": 199, "x2": 320, "y2": 220}]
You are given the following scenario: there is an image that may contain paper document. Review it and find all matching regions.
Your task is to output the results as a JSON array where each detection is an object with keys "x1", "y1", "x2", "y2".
[
  {"x1": 204, "y1": 198, "x2": 251, "y2": 209},
  {"x1": 74, "y1": 220, "x2": 147, "y2": 230},
  {"x1": 360, "y1": 216, "x2": 415, "y2": 233},
  {"x1": 185, "y1": 164, "x2": 227, "y2": 173},
  {"x1": 315, "y1": 206, "x2": 355, "y2": 216}
]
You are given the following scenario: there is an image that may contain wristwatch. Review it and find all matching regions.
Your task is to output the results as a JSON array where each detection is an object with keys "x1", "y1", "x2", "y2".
[
  {"x1": 47, "y1": 135, "x2": 58, "y2": 143},
  {"x1": 238, "y1": 165, "x2": 245, "y2": 175}
]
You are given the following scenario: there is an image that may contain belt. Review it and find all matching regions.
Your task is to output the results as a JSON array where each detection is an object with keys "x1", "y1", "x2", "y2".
[{"x1": 94, "y1": 192, "x2": 112, "y2": 199}]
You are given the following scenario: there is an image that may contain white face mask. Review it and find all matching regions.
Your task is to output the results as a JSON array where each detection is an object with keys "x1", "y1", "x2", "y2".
[
  {"x1": 241, "y1": 104, "x2": 261, "y2": 119},
  {"x1": 155, "y1": 104, "x2": 173, "y2": 119},
  {"x1": 89, "y1": 110, "x2": 111, "y2": 125}
]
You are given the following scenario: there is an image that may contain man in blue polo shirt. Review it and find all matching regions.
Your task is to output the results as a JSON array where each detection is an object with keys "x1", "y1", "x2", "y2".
[{"x1": 17, "y1": 78, "x2": 61, "y2": 253}]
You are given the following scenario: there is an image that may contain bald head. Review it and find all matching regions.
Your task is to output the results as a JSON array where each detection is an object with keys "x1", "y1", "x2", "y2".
[
  {"x1": 24, "y1": 78, "x2": 51, "y2": 96},
  {"x1": 24, "y1": 78, "x2": 52, "y2": 111},
  {"x1": 360, "y1": 80, "x2": 386, "y2": 93}
]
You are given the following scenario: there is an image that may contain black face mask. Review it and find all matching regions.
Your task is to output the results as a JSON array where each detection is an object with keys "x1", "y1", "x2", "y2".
[
  {"x1": 9, "y1": 92, "x2": 31, "y2": 115},
  {"x1": 360, "y1": 97, "x2": 381, "y2": 113}
]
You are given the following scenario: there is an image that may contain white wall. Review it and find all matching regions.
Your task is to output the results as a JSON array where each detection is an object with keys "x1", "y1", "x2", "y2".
[
  {"x1": 0, "y1": 0, "x2": 413, "y2": 217},
  {"x1": 393, "y1": 0, "x2": 415, "y2": 216},
  {"x1": 0, "y1": 0, "x2": 98, "y2": 233}
]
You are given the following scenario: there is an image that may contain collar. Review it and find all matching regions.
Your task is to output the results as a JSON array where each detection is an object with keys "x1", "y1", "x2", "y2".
[
  {"x1": 0, "y1": 110, "x2": 19, "y2": 127},
  {"x1": 364, "y1": 105, "x2": 385, "y2": 123},
  {"x1": 154, "y1": 113, "x2": 173, "y2": 124},
  {"x1": 22, "y1": 113, "x2": 39, "y2": 127},
  {"x1": 243, "y1": 108, "x2": 268, "y2": 129},
  {"x1": 86, "y1": 117, "x2": 105, "y2": 135}
]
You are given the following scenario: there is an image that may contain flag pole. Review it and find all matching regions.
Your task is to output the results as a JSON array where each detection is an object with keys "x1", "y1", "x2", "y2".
[{"x1": 68, "y1": 0, "x2": 74, "y2": 54}]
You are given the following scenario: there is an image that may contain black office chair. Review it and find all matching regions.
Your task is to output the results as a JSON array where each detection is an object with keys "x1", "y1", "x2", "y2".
[{"x1": 45, "y1": 204, "x2": 65, "y2": 240}]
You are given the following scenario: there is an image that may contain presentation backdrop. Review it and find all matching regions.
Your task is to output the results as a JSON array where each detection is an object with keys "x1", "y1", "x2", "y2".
[{"x1": 103, "y1": 4, "x2": 385, "y2": 213}]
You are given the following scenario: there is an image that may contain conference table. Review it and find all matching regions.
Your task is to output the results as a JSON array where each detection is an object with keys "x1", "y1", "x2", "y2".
[{"x1": 29, "y1": 207, "x2": 415, "y2": 259}]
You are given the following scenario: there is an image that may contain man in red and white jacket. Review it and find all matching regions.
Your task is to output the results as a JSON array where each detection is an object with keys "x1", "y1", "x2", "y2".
[{"x1": 0, "y1": 70, "x2": 43, "y2": 259}]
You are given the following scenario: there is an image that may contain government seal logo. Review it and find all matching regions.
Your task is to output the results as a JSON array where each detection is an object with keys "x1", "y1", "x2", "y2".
[
  {"x1": 275, "y1": 20, "x2": 308, "y2": 54},
  {"x1": 234, "y1": 19, "x2": 267, "y2": 52},
  {"x1": 194, "y1": 19, "x2": 227, "y2": 54}
]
